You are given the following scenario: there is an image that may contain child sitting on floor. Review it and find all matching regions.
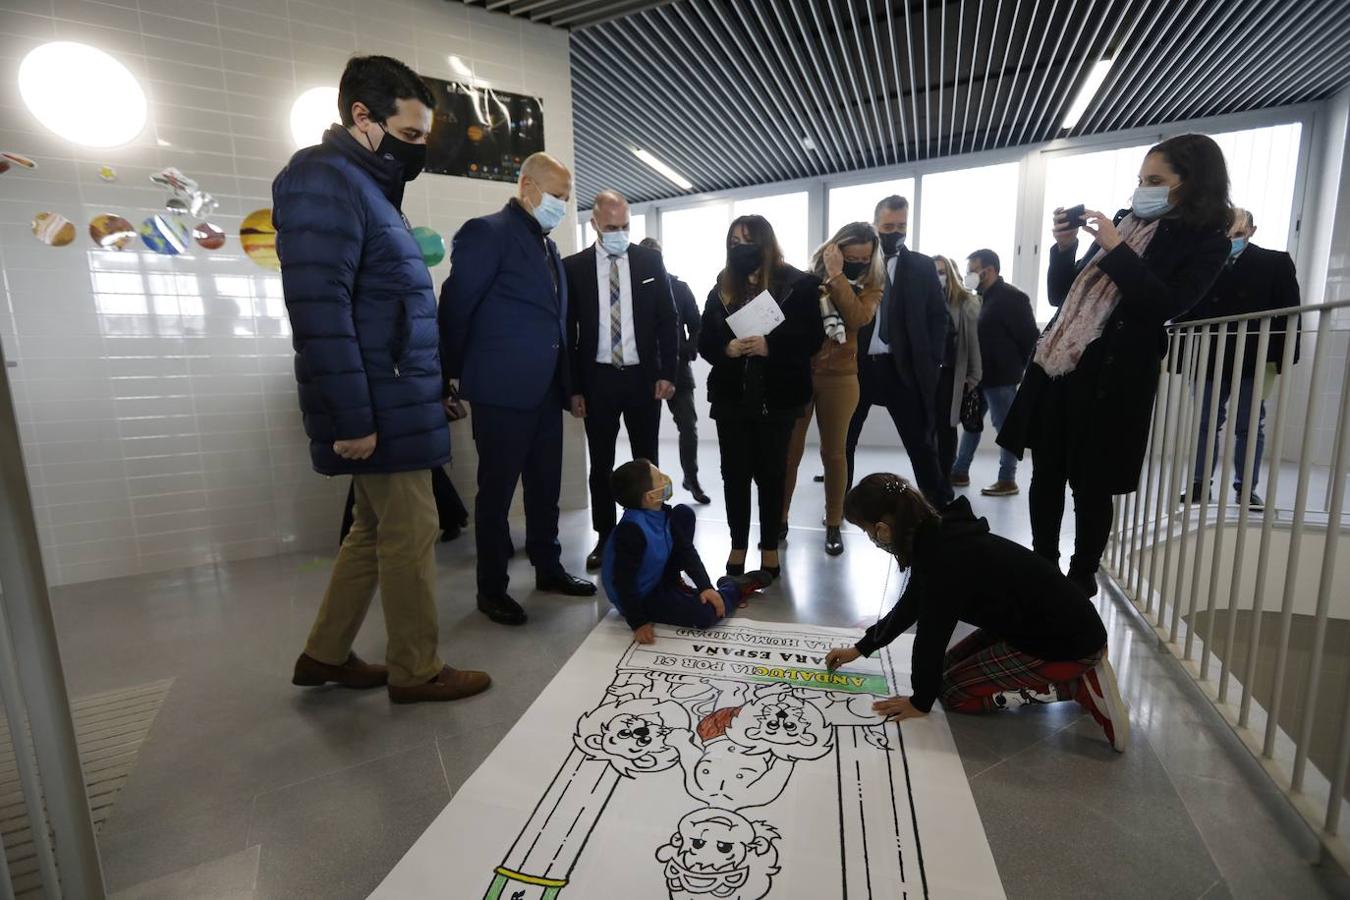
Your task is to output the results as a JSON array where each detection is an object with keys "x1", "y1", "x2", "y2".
[
  {"x1": 603, "y1": 459, "x2": 770, "y2": 645},
  {"x1": 825, "y1": 472, "x2": 1131, "y2": 752}
]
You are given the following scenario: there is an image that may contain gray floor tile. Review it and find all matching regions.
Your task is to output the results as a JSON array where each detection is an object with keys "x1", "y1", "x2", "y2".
[
  {"x1": 98, "y1": 797, "x2": 253, "y2": 893},
  {"x1": 248, "y1": 742, "x2": 448, "y2": 900},
  {"x1": 971, "y1": 715, "x2": 1222, "y2": 900},
  {"x1": 110, "y1": 845, "x2": 259, "y2": 899}
]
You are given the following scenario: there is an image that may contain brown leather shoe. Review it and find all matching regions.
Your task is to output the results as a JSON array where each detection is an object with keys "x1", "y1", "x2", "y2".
[
  {"x1": 980, "y1": 480, "x2": 1020, "y2": 497},
  {"x1": 388, "y1": 665, "x2": 492, "y2": 704},
  {"x1": 291, "y1": 652, "x2": 388, "y2": 689}
]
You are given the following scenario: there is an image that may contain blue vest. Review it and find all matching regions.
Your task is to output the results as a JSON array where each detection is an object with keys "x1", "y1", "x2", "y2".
[{"x1": 601, "y1": 508, "x2": 672, "y2": 614}]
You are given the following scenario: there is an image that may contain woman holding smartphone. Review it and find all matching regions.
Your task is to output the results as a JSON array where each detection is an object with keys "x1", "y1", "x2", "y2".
[
  {"x1": 997, "y1": 133, "x2": 1232, "y2": 597},
  {"x1": 781, "y1": 222, "x2": 883, "y2": 556},
  {"x1": 700, "y1": 215, "x2": 825, "y2": 578}
]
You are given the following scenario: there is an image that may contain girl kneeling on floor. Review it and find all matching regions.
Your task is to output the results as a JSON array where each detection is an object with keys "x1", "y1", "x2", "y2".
[{"x1": 824, "y1": 473, "x2": 1130, "y2": 751}]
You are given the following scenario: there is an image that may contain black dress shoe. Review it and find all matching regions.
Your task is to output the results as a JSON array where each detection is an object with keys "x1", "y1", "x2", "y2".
[
  {"x1": 536, "y1": 570, "x2": 597, "y2": 596},
  {"x1": 1067, "y1": 570, "x2": 1099, "y2": 598},
  {"x1": 813, "y1": 474, "x2": 824, "y2": 483},
  {"x1": 586, "y1": 540, "x2": 605, "y2": 571},
  {"x1": 440, "y1": 525, "x2": 462, "y2": 543},
  {"x1": 477, "y1": 593, "x2": 527, "y2": 626},
  {"x1": 825, "y1": 526, "x2": 844, "y2": 556},
  {"x1": 683, "y1": 479, "x2": 711, "y2": 505}
]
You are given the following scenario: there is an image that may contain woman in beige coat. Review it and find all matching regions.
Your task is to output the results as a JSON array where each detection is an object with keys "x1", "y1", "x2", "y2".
[
  {"x1": 935, "y1": 255, "x2": 982, "y2": 481},
  {"x1": 782, "y1": 222, "x2": 884, "y2": 556}
]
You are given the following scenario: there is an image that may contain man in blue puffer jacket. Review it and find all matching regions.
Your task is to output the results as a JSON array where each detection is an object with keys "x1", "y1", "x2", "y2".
[{"x1": 274, "y1": 55, "x2": 490, "y2": 705}]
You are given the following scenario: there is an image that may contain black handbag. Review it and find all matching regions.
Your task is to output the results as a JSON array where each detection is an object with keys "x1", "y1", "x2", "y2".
[{"x1": 960, "y1": 385, "x2": 987, "y2": 432}]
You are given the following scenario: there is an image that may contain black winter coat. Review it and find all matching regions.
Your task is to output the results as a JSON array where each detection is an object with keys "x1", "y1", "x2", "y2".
[
  {"x1": 1173, "y1": 243, "x2": 1302, "y2": 380},
  {"x1": 699, "y1": 265, "x2": 825, "y2": 419},
  {"x1": 977, "y1": 278, "x2": 1040, "y2": 387},
  {"x1": 855, "y1": 497, "x2": 1107, "y2": 712},
  {"x1": 998, "y1": 211, "x2": 1229, "y2": 494}
]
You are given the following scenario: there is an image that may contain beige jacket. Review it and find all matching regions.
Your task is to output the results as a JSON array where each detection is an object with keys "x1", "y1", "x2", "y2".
[{"x1": 812, "y1": 273, "x2": 882, "y2": 376}]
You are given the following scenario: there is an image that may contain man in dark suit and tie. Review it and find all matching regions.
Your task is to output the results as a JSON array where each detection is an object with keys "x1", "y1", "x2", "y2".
[
  {"x1": 440, "y1": 152, "x2": 596, "y2": 626},
  {"x1": 564, "y1": 190, "x2": 679, "y2": 569},
  {"x1": 845, "y1": 194, "x2": 955, "y2": 507}
]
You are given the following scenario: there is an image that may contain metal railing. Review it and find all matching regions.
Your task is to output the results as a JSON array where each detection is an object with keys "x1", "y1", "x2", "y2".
[
  {"x1": 1103, "y1": 297, "x2": 1350, "y2": 870},
  {"x1": 0, "y1": 342, "x2": 106, "y2": 898}
]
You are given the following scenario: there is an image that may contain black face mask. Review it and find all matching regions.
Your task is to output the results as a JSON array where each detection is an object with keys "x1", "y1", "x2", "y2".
[
  {"x1": 372, "y1": 123, "x2": 426, "y2": 182},
  {"x1": 843, "y1": 260, "x2": 868, "y2": 280},
  {"x1": 729, "y1": 242, "x2": 762, "y2": 277},
  {"x1": 879, "y1": 231, "x2": 905, "y2": 256}
]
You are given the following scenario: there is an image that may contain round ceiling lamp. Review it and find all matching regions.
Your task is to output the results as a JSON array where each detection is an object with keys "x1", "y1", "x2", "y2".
[
  {"x1": 19, "y1": 42, "x2": 147, "y2": 147},
  {"x1": 290, "y1": 86, "x2": 339, "y2": 149}
]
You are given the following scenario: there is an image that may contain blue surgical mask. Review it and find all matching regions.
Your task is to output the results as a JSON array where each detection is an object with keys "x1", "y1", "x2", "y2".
[
  {"x1": 1131, "y1": 185, "x2": 1174, "y2": 220},
  {"x1": 599, "y1": 230, "x2": 629, "y2": 256},
  {"x1": 1229, "y1": 236, "x2": 1247, "y2": 258},
  {"x1": 530, "y1": 190, "x2": 566, "y2": 233}
]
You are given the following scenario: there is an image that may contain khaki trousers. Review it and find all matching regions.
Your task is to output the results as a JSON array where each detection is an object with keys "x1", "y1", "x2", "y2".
[
  {"x1": 304, "y1": 470, "x2": 443, "y2": 688},
  {"x1": 783, "y1": 372, "x2": 862, "y2": 528}
]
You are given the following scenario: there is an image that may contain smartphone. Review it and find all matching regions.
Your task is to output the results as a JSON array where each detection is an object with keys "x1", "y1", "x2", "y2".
[{"x1": 1061, "y1": 204, "x2": 1087, "y2": 229}]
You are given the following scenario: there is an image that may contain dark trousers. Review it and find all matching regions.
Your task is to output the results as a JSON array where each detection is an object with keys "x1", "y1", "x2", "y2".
[
  {"x1": 641, "y1": 580, "x2": 740, "y2": 630},
  {"x1": 1026, "y1": 376, "x2": 1113, "y2": 577},
  {"x1": 715, "y1": 414, "x2": 794, "y2": 551},
  {"x1": 339, "y1": 465, "x2": 467, "y2": 545},
  {"x1": 935, "y1": 366, "x2": 957, "y2": 480},
  {"x1": 471, "y1": 397, "x2": 564, "y2": 596},
  {"x1": 665, "y1": 365, "x2": 700, "y2": 483},
  {"x1": 846, "y1": 355, "x2": 954, "y2": 507},
  {"x1": 584, "y1": 364, "x2": 661, "y2": 538}
]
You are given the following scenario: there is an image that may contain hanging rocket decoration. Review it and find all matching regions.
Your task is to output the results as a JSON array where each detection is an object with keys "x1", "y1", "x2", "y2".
[{"x1": 149, "y1": 166, "x2": 218, "y2": 218}]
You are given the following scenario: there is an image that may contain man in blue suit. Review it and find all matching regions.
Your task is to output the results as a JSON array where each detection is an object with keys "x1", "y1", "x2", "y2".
[
  {"x1": 846, "y1": 194, "x2": 954, "y2": 507},
  {"x1": 275, "y1": 55, "x2": 490, "y2": 704},
  {"x1": 440, "y1": 152, "x2": 596, "y2": 626}
]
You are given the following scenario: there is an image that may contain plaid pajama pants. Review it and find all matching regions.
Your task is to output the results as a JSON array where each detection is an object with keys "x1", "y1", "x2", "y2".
[{"x1": 939, "y1": 628, "x2": 1105, "y2": 713}]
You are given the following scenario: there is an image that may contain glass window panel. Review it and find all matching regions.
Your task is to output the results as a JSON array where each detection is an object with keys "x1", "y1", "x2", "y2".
[
  {"x1": 732, "y1": 191, "x2": 810, "y2": 270},
  {"x1": 630, "y1": 213, "x2": 647, "y2": 244},
  {"x1": 827, "y1": 177, "x2": 915, "y2": 237},
  {"x1": 1206, "y1": 122, "x2": 1301, "y2": 252},
  {"x1": 658, "y1": 202, "x2": 731, "y2": 301},
  {"x1": 916, "y1": 161, "x2": 1020, "y2": 286},
  {"x1": 1037, "y1": 142, "x2": 1153, "y2": 320}
]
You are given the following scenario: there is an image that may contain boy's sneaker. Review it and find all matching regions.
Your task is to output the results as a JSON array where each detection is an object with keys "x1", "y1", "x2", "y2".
[
  {"x1": 718, "y1": 571, "x2": 773, "y2": 608},
  {"x1": 1075, "y1": 657, "x2": 1130, "y2": 752}
]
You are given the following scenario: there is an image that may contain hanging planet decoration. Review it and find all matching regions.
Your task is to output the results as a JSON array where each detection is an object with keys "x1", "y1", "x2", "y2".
[
  {"x1": 89, "y1": 213, "x2": 137, "y2": 250},
  {"x1": 412, "y1": 226, "x2": 445, "y2": 267},
  {"x1": 32, "y1": 212, "x2": 75, "y2": 246},
  {"x1": 193, "y1": 222, "x2": 225, "y2": 250},
  {"x1": 240, "y1": 208, "x2": 280, "y2": 271},
  {"x1": 98, "y1": 165, "x2": 117, "y2": 182},
  {"x1": 138, "y1": 214, "x2": 190, "y2": 255}
]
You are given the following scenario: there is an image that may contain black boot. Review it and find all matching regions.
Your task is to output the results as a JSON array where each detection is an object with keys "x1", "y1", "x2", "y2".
[
  {"x1": 824, "y1": 525, "x2": 844, "y2": 556},
  {"x1": 683, "y1": 478, "x2": 711, "y2": 505}
]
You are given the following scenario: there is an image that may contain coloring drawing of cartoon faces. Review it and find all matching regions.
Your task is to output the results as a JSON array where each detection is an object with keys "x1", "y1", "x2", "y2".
[
  {"x1": 724, "y1": 689, "x2": 833, "y2": 762},
  {"x1": 655, "y1": 808, "x2": 781, "y2": 900},
  {"x1": 574, "y1": 697, "x2": 691, "y2": 778}
]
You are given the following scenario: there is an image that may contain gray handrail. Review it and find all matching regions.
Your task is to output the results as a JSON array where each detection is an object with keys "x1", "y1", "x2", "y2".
[
  {"x1": 1166, "y1": 296, "x2": 1350, "y2": 330},
  {"x1": 0, "y1": 341, "x2": 106, "y2": 899}
]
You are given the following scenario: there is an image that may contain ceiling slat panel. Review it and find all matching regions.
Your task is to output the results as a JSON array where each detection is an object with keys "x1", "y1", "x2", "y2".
[{"x1": 464, "y1": 0, "x2": 1349, "y2": 204}]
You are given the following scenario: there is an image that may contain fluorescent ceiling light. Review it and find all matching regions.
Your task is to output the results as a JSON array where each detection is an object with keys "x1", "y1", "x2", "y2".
[
  {"x1": 19, "y1": 42, "x2": 147, "y2": 147},
  {"x1": 1061, "y1": 57, "x2": 1113, "y2": 130},
  {"x1": 290, "y1": 86, "x2": 339, "y2": 149},
  {"x1": 633, "y1": 148, "x2": 692, "y2": 191}
]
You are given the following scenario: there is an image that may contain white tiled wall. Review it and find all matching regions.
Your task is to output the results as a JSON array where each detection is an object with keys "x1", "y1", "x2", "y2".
[{"x1": 0, "y1": 0, "x2": 585, "y2": 585}]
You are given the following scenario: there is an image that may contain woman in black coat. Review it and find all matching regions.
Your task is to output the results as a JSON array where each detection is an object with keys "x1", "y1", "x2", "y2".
[
  {"x1": 998, "y1": 133, "x2": 1232, "y2": 597},
  {"x1": 700, "y1": 214, "x2": 825, "y2": 578}
]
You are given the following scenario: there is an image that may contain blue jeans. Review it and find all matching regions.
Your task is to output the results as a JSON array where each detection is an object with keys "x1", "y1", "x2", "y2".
[
  {"x1": 953, "y1": 383, "x2": 1020, "y2": 483},
  {"x1": 1193, "y1": 376, "x2": 1265, "y2": 490}
]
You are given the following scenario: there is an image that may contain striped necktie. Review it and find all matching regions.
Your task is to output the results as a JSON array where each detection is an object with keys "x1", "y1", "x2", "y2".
[{"x1": 609, "y1": 253, "x2": 623, "y2": 365}]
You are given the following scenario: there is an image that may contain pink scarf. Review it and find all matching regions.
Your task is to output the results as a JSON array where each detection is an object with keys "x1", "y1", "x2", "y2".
[{"x1": 1034, "y1": 214, "x2": 1159, "y2": 377}]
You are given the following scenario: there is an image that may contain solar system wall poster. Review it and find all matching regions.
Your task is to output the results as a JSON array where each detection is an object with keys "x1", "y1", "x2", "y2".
[{"x1": 421, "y1": 77, "x2": 545, "y2": 183}]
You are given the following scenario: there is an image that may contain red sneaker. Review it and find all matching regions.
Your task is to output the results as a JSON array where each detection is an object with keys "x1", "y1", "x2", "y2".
[{"x1": 1075, "y1": 657, "x2": 1130, "y2": 752}]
